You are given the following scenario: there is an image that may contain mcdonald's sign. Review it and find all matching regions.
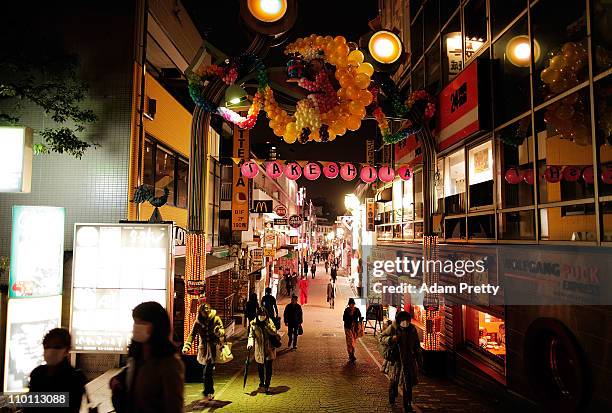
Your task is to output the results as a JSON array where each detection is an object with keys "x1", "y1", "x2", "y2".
[{"x1": 252, "y1": 200, "x2": 273, "y2": 213}]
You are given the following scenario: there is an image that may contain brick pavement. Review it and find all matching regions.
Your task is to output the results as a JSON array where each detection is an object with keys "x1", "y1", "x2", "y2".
[{"x1": 184, "y1": 263, "x2": 512, "y2": 413}]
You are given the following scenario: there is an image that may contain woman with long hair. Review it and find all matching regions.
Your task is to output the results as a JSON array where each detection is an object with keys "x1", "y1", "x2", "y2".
[{"x1": 110, "y1": 301, "x2": 184, "y2": 413}]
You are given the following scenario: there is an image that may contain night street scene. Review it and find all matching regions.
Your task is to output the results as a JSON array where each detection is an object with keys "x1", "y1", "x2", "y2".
[{"x1": 1, "y1": 0, "x2": 611, "y2": 412}]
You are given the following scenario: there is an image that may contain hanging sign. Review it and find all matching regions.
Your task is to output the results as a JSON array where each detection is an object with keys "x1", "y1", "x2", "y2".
[
  {"x1": 232, "y1": 128, "x2": 250, "y2": 230},
  {"x1": 289, "y1": 235, "x2": 299, "y2": 245},
  {"x1": 274, "y1": 204, "x2": 287, "y2": 217},
  {"x1": 394, "y1": 134, "x2": 422, "y2": 168},
  {"x1": 252, "y1": 248, "x2": 263, "y2": 266},
  {"x1": 266, "y1": 160, "x2": 284, "y2": 179},
  {"x1": 274, "y1": 218, "x2": 288, "y2": 226},
  {"x1": 366, "y1": 139, "x2": 375, "y2": 164},
  {"x1": 366, "y1": 198, "x2": 376, "y2": 232},
  {"x1": 360, "y1": 165, "x2": 378, "y2": 183},
  {"x1": 264, "y1": 248, "x2": 276, "y2": 258},
  {"x1": 340, "y1": 163, "x2": 358, "y2": 181},
  {"x1": 252, "y1": 200, "x2": 273, "y2": 213},
  {"x1": 323, "y1": 162, "x2": 339, "y2": 178},
  {"x1": 288, "y1": 215, "x2": 303, "y2": 228},
  {"x1": 240, "y1": 160, "x2": 259, "y2": 178},
  {"x1": 303, "y1": 162, "x2": 321, "y2": 180}
]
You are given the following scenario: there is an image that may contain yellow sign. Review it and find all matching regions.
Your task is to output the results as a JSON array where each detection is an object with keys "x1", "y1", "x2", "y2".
[
  {"x1": 264, "y1": 248, "x2": 275, "y2": 258},
  {"x1": 232, "y1": 127, "x2": 250, "y2": 230}
]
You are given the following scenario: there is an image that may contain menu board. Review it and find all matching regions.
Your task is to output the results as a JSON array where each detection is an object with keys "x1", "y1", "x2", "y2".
[
  {"x1": 9, "y1": 206, "x2": 65, "y2": 298},
  {"x1": 71, "y1": 224, "x2": 172, "y2": 353},
  {"x1": 3, "y1": 295, "x2": 62, "y2": 392}
]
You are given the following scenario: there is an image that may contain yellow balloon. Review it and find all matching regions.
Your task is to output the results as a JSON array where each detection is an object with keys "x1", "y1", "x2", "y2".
[
  {"x1": 336, "y1": 44, "x2": 350, "y2": 57},
  {"x1": 348, "y1": 50, "x2": 365, "y2": 65},
  {"x1": 356, "y1": 62, "x2": 375, "y2": 77},
  {"x1": 347, "y1": 115, "x2": 361, "y2": 131},
  {"x1": 284, "y1": 133, "x2": 297, "y2": 144},
  {"x1": 354, "y1": 73, "x2": 371, "y2": 89}
]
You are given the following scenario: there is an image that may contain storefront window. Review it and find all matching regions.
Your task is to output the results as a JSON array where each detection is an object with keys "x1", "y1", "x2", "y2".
[
  {"x1": 176, "y1": 159, "x2": 188, "y2": 209},
  {"x1": 425, "y1": 40, "x2": 442, "y2": 94},
  {"x1": 424, "y1": 0, "x2": 440, "y2": 49},
  {"x1": 469, "y1": 140, "x2": 494, "y2": 208},
  {"x1": 143, "y1": 139, "x2": 155, "y2": 189},
  {"x1": 402, "y1": 179, "x2": 414, "y2": 221},
  {"x1": 434, "y1": 159, "x2": 444, "y2": 213},
  {"x1": 393, "y1": 180, "x2": 403, "y2": 224},
  {"x1": 539, "y1": 204, "x2": 597, "y2": 241},
  {"x1": 463, "y1": 0, "x2": 487, "y2": 62},
  {"x1": 414, "y1": 171, "x2": 423, "y2": 219},
  {"x1": 595, "y1": 75, "x2": 612, "y2": 197},
  {"x1": 492, "y1": 16, "x2": 531, "y2": 126},
  {"x1": 155, "y1": 147, "x2": 175, "y2": 206},
  {"x1": 468, "y1": 214, "x2": 495, "y2": 239},
  {"x1": 536, "y1": 89, "x2": 594, "y2": 204},
  {"x1": 531, "y1": 0, "x2": 588, "y2": 105},
  {"x1": 497, "y1": 117, "x2": 534, "y2": 208},
  {"x1": 464, "y1": 307, "x2": 506, "y2": 364},
  {"x1": 403, "y1": 222, "x2": 414, "y2": 240},
  {"x1": 592, "y1": 0, "x2": 612, "y2": 75},
  {"x1": 601, "y1": 202, "x2": 612, "y2": 241},
  {"x1": 445, "y1": 217, "x2": 465, "y2": 239},
  {"x1": 412, "y1": 60, "x2": 425, "y2": 91},
  {"x1": 440, "y1": 0, "x2": 459, "y2": 27},
  {"x1": 411, "y1": 11, "x2": 424, "y2": 65},
  {"x1": 444, "y1": 149, "x2": 466, "y2": 214},
  {"x1": 490, "y1": 0, "x2": 527, "y2": 39},
  {"x1": 441, "y1": 15, "x2": 462, "y2": 85},
  {"x1": 498, "y1": 210, "x2": 535, "y2": 240}
]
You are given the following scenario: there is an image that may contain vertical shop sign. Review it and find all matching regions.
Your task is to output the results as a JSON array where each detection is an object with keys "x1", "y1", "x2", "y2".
[
  {"x1": 232, "y1": 127, "x2": 250, "y2": 230},
  {"x1": 366, "y1": 198, "x2": 376, "y2": 232},
  {"x1": 366, "y1": 139, "x2": 375, "y2": 164}
]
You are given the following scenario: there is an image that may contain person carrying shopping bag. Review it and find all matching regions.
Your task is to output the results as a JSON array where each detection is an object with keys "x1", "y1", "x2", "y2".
[
  {"x1": 342, "y1": 298, "x2": 363, "y2": 362},
  {"x1": 247, "y1": 307, "x2": 281, "y2": 394}
]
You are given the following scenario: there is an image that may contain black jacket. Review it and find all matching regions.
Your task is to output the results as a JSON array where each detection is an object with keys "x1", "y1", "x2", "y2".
[
  {"x1": 28, "y1": 359, "x2": 86, "y2": 413},
  {"x1": 261, "y1": 294, "x2": 278, "y2": 318},
  {"x1": 342, "y1": 307, "x2": 362, "y2": 330},
  {"x1": 283, "y1": 302, "x2": 303, "y2": 326}
]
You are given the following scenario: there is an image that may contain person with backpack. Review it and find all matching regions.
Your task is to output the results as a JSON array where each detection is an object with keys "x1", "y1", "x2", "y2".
[
  {"x1": 283, "y1": 294, "x2": 303, "y2": 349},
  {"x1": 247, "y1": 307, "x2": 280, "y2": 394},
  {"x1": 379, "y1": 311, "x2": 423, "y2": 412}
]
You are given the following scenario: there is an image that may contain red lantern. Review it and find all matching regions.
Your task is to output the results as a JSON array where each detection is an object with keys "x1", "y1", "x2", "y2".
[
  {"x1": 340, "y1": 163, "x2": 358, "y2": 181},
  {"x1": 360, "y1": 165, "x2": 377, "y2": 183},
  {"x1": 523, "y1": 168, "x2": 534, "y2": 185},
  {"x1": 284, "y1": 163, "x2": 302, "y2": 180},
  {"x1": 240, "y1": 161, "x2": 259, "y2": 179},
  {"x1": 544, "y1": 166, "x2": 561, "y2": 183},
  {"x1": 602, "y1": 166, "x2": 612, "y2": 185},
  {"x1": 504, "y1": 167, "x2": 522, "y2": 184},
  {"x1": 562, "y1": 166, "x2": 580, "y2": 182},
  {"x1": 397, "y1": 165, "x2": 412, "y2": 181},
  {"x1": 378, "y1": 166, "x2": 395, "y2": 183},
  {"x1": 323, "y1": 162, "x2": 339, "y2": 179},
  {"x1": 266, "y1": 160, "x2": 283, "y2": 179},
  {"x1": 582, "y1": 166, "x2": 594, "y2": 184},
  {"x1": 303, "y1": 162, "x2": 321, "y2": 180}
]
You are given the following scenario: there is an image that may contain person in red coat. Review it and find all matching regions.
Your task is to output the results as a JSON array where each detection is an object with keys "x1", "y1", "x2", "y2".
[{"x1": 298, "y1": 275, "x2": 309, "y2": 305}]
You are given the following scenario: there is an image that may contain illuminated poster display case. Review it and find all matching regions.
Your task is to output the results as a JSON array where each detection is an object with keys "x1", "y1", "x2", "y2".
[{"x1": 70, "y1": 223, "x2": 173, "y2": 353}]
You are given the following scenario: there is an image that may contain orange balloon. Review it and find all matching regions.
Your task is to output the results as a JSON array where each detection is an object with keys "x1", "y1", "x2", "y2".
[
  {"x1": 339, "y1": 75, "x2": 353, "y2": 88},
  {"x1": 334, "y1": 35, "x2": 346, "y2": 45},
  {"x1": 356, "y1": 62, "x2": 375, "y2": 77},
  {"x1": 346, "y1": 85, "x2": 359, "y2": 101},
  {"x1": 358, "y1": 90, "x2": 373, "y2": 106},
  {"x1": 336, "y1": 44, "x2": 350, "y2": 57},
  {"x1": 335, "y1": 68, "x2": 349, "y2": 80},
  {"x1": 337, "y1": 88, "x2": 347, "y2": 99},
  {"x1": 347, "y1": 115, "x2": 361, "y2": 131},
  {"x1": 354, "y1": 73, "x2": 371, "y2": 89},
  {"x1": 348, "y1": 100, "x2": 364, "y2": 116},
  {"x1": 337, "y1": 55, "x2": 348, "y2": 67}
]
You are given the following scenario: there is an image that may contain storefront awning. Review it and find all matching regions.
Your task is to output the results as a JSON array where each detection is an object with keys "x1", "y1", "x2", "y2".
[{"x1": 206, "y1": 255, "x2": 234, "y2": 277}]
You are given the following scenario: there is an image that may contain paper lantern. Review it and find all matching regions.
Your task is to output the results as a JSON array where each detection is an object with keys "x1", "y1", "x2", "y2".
[
  {"x1": 397, "y1": 165, "x2": 413, "y2": 181},
  {"x1": 304, "y1": 162, "x2": 321, "y2": 180},
  {"x1": 323, "y1": 162, "x2": 339, "y2": 178},
  {"x1": 284, "y1": 162, "x2": 302, "y2": 180},
  {"x1": 582, "y1": 166, "x2": 594, "y2": 184},
  {"x1": 562, "y1": 166, "x2": 580, "y2": 182},
  {"x1": 378, "y1": 166, "x2": 395, "y2": 183},
  {"x1": 266, "y1": 160, "x2": 284, "y2": 179},
  {"x1": 360, "y1": 165, "x2": 377, "y2": 183},
  {"x1": 523, "y1": 168, "x2": 534, "y2": 185},
  {"x1": 240, "y1": 161, "x2": 259, "y2": 178},
  {"x1": 504, "y1": 167, "x2": 522, "y2": 184},
  {"x1": 340, "y1": 163, "x2": 358, "y2": 181},
  {"x1": 544, "y1": 166, "x2": 561, "y2": 183},
  {"x1": 602, "y1": 166, "x2": 612, "y2": 185}
]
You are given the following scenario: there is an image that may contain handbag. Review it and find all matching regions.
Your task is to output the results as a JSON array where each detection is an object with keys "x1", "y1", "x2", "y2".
[
  {"x1": 269, "y1": 332, "x2": 282, "y2": 348},
  {"x1": 215, "y1": 342, "x2": 234, "y2": 364},
  {"x1": 273, "y1": 316, "x2": 281, "y2": 330},
  {"x1": 297, "y1": 325, "x2": 303, "y2": 336},
  {"x1": 355, "y1": 322, "x2": 365, "y2": 338}
]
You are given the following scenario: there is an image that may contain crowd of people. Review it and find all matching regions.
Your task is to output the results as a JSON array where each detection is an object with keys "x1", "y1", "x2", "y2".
[{"x1": 25, "y1": 253, "x2": 422, "y2": 413}]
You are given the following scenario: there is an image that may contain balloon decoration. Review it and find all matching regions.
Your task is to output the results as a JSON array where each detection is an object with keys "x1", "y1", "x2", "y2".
[
  {"x1": 544, "y1": 166, "x2": 561, "y2": 183},
  {"x1": 378, "y1": 166, "x2": 395, "y2": 183},
  {"x1": 396, "y1": 165, "x2": 413, "y2": 181},
  {"x1": 340, "y1": 163, "x2": 358, "y2": 181},
  {"x1": 523, "y1": 168, "x2": 535, "y2": 185},
  {"x1": 582, "y1": 166, "x2": 594, "y2": 184},
  {"x1": 266, "y1": 160, "x2": 284, "y2": 179},
  {"x1": 602, "y1": 166, "x2": 612, "y2": 185},
  {"x1": 303, "y1": 162, "x2": 321, "y2": 180},
  {"x1": 240, "y1": 160, "x2": 259, "y2": 178},
  {"x1": 504, "y1": 167, "x2": 523, "y2": 185},
  {"x1": 541, "y1": 42, "x2": 591, "y2": 146},
  {"x1": 323, "y1": 162, "x2": 339, "y2": 178},
  {"x1": 360, "y1": 165, "x2": 378, "y2": 183},
  {"x1": 504, "y1": 165, "x2": 609, "y2": 185},
  {"x1": 284, "y1": 163, "x2": 302, "y2": 180},
  {"x1": 562, "y1": 166, "x2": 581, "y2": 182}
]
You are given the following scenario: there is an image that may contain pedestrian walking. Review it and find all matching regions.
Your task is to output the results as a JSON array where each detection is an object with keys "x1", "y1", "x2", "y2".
[
  {"x1": 330, "y1": 265, "x2": 337, "y2": 283},
  {"x1": 303, "y1": 259, "x2": 309, "y2": 276},
  {"x1": 283, "y1": 271, "x2": 291, "y2": 297},
  {"x1": 283, "y1": 294, "x2": 303, "y2": 349},
  {"x1": 182, "y1": 302, "x2": 225, "y2": 400},
  {"x1": 326, "y1": 278, "x2": 336, "y2": 309},
  {"x1": 310, "y1": 261, "x2": 316, "y2": 279},
  {"x1": 325, "y1": 260, "x2": 329, "y2": 274},
  {"x1": 245, "y1": 292, "x2": 258, "y2": 325},
  {"x1": 247, "y1": 307, "x2": 280, "y2": 394},
  {"x1": 342, "y1": 298, "x2": 362, "y2": 362},
  {"x1": 290, "y1": 272, "x2": 298, "y2": 296},
  {"x1": 28, "y1": 328, "x2": 87, "y2": 413},
  {"x1": 111, "y1": 301, "x2": 184, "y2": 413},
  {"x1": 261, "y1": 287, "x2": 279, "y2": 328},
  {"x1": 298, "y1": 275, "x2": 309, "y2": 305},
  {"x1": 380, "y1": 311, "x2": 423, "y2": 412}
]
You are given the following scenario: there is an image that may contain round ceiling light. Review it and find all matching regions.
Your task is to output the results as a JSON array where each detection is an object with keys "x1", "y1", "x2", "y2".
[
  {"x1": 247, "y1": 0, "x2": 287, "y2": 23},
  {"x1": 368, "y1": 30, "x2": 403, "y2": 64},
  {"x1": 506, "y1": 35, "x2": 540, "y2": 67}
]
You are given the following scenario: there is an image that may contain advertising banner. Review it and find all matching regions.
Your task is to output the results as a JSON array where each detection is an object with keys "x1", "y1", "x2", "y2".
[
  {"x1": 71, "y1": 223, "x2": 172, "y2": 353},
  {"x1": 0, "y1": 126, "x2": 32, "y2": 193},
  {"x1": 366, "y1": 198, "x2": 376, "y2": 232},
  {"x1": 232, "y1": 128, "x2": 250, "y2": 230}
]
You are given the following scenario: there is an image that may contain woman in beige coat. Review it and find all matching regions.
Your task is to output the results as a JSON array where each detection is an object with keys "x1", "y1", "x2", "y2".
[{"x1": 247, "y1": 307, "x2": 279, "y2": 393}]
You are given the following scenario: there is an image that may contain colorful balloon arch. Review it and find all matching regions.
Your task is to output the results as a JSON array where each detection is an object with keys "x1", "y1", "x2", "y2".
[{"x1": 187, "y1": 34, "x2": 436, "y2": 145}]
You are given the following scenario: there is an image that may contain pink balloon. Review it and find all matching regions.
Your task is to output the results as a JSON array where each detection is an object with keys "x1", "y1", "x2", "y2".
[
  {"x1": 323, "y1": 162, "x2": 339, "y2": 178},
  {"x1": 266, "y1": 161, "x2": 284, "y2": 179},
  {"x1": 397, "y1": 165, "x2": 413, "y2": 181},
  {"x1": 378, "y1": 166, "x2": 395, "y2": 183},
  {"x1": 303, "y1": 162, "x2": 321, "y2": 180},
  {"x1": 562, "y1": 166, "x2": 580, "y2": 182},
  {"x1": 505, "y1": 167, "x2": 522, "y2": 184},
  {"x1": 240, "y1": 161, "x2": 259, "y2": 179},
  {"x1": 340, "y1": 163, "x2": 358, "y2": 181},
  {"x1": 284, "y1": 163, "x2": 302, "y2": 180},
  {"x1": 544, "y1": 166, "x2": 561, "y2": 183},
  {"x1": 360, "y1": 165, "x2": 378, "y2": 183},
  {"x1": 582, "y1": 166, "x2": 594, "y2": 184}
]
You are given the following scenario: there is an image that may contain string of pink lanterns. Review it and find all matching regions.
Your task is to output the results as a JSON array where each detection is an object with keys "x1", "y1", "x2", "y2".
[{"x1": 240, "y1": 160, "x2": 414, "y2": 183}]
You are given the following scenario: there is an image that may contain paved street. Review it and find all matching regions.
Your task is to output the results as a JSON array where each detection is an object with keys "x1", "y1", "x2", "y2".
[{"x1": 184, "y1": 264, "x2": 510, "y2": 413}]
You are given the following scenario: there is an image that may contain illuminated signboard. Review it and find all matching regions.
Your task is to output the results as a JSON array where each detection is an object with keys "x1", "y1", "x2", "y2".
[
  {"x1": 4, "y1": 295, "x2": 62, "y2": 392},
  {"x1": 0, "y1": 126, "x2": 33, "y2": 193},
  {"x1": 10, "y1": 206, "x2": 65, "y2": 298},
  {"x1": 70, "y1": 224, "x2": 173, "y2": 353}
]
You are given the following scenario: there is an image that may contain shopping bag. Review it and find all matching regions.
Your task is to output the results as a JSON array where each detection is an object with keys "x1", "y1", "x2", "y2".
[
  {"x1": 356, "y1": 322, "x2": 365, "y2": 338},
  {"x1": 297, "y1": 325, "x2": 304, "y2": 336},
  {"x1": 215, "y1": 343, "x2": 234, "y2": 364}
]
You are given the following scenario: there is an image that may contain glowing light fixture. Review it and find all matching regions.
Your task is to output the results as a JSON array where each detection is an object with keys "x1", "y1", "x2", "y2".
[
  {"x1": 224, "y1": 84, "x2": 248, "y2": 107},
  {"x1": 344, "y1": 193, "x2": 360, "y2": 211},
  {"x1": 247, "y1": 0, "x2": 287, "y2": 23},
  {"x1": 506, "y1": 35, "x2": 540, "y2": 67},
  {"x1": 368, "y1": 30, "x2": 403, "y2": 64}
]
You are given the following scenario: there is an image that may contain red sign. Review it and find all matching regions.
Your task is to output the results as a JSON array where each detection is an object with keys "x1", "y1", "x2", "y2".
[
  {"x1": 274, "y1": 204, "x2": 287, "y2": 217},
  {"x1": 394, "y1": 134, "x2": 422, "y2": 168},
  {"x1": 437, "y1": 60, "x2": 485, "y2": 151}
]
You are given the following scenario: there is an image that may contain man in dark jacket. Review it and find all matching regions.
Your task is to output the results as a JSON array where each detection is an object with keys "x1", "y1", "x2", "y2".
[
  {"x1": 283, "y1": 294, "x2": 303, "y2": 350},
  {"x1": 261, "y1": 287, "x2": 279, "y2": 327},
  {"x1": 330, "y1": 265, "x2": 337, "y2": 283}
]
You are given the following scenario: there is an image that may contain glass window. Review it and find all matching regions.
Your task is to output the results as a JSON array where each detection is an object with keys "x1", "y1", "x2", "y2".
[
  {"x1": 413, "y1": 60, "x2": 425, "y2": 91},
  {"x1": 393, "y1": 180, "x2": 403, "y2": 223},
  {"x1": 492, "y1": 16, "x2": 531, "y2": 126},
  {"x1": 464, "y1": 307, "x2": 506, "y2": 363},
  {"x1": 497, "y1": 117, "x2": 534, "y2": 208},
  {"x1": 463, "y1": 0, "x2": 487, "y2": 62},
  {"x1": 468, "y1": 140, "x2": 494, "y2": 208},
  {"x1": 176, "y1": 159, "x2": 188, "y2": 208},
  {"x1": 441, "y1": 14, "x2": 462, "y2": 85},
  {"x1": 143, "y1": 139, "x2": 155, "y2": 189},
  {"x1": 403, "y1": 179, "x2": 414, "y2": 221},
  {"x1": 595, "y1": 75, "x2": 612, "y2": 197},
  {"x1": 468, "y1": 214, "x2": 495, "y2": 239},
  {"x1": 424, "y1": 0, "x2": 440, "y2": 49},
  {"x1": 592, "y1": 0, "x2": 612, "y2": 75},
  {"x1": 434, "y1": 158, "x2": 444, "y2": 213},
  {"x1": 411, "y1": 12, "x2": 424, "y2": 65},
  {"x1": 539, "y1": 204, "x2": 596, "y2": 241},
  {"x1": 445, "y1": 217, "x2": 466, "y2": 239},
  {"x1": 531, "y1": 0, "x2": 588, "y2": 105},
  {"x1": 602, "y1": 202, "x2": 612, "y2": 241},
  {"x1": 444, "y1": 149, "x2": 466, "y2": 214},
  {"x1": 414, "y1": 171, "x2": 424, "y2": 219},
  {"x1": 498, "y1": 210, "x2": 535, "y2": 240},
  {"x1": 535, "y1": 89, "x2": 593, "y2": 204},
  {"x1": 425, "y1": 39, "x2": 442, "y2": 95},
  {"x1": 440, "y1": 0, "x2": 459, "y2": 27},
  {"x1": 490, "y1": 0, "x2": 527, "y2": 39},
  {"x1": 155, "y1": 147, "x2": 175, "y2": 206}
]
